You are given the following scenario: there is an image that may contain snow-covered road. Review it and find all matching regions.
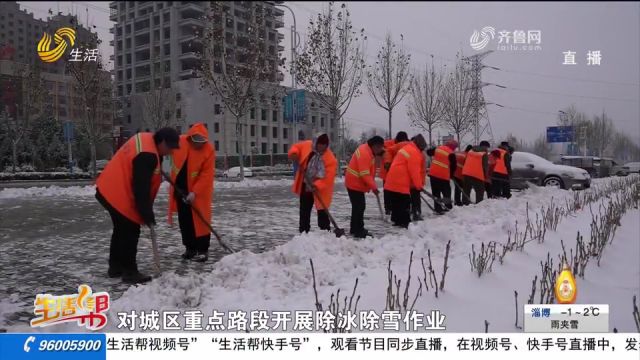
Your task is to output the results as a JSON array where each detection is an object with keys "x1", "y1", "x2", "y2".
[{"x1": 1, "y1": 176, "x2": 638, "y2": 333}]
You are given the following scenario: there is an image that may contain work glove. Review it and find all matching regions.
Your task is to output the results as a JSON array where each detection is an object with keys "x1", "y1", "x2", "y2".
[{"x1": 185, "y1": 192, "x2": 196, "y2": 204}]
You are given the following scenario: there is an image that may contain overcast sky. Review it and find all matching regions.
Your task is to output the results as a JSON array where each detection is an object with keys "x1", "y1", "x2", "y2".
[{"x1": 19, "y1": 1, "x2": 640, "y2": 145}]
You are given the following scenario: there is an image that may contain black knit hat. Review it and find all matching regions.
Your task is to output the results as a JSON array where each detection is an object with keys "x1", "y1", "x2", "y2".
[
  {"x1": 316, "y1": 133, "x2": 329, "y2": 145},
  {"x1": 154, "y1": 127, "x2": 180, "y2": 149}
]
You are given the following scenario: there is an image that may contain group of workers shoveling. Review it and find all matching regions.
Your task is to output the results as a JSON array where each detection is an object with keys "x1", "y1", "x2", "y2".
[{"x1": 95, "y1": 124, "x2": 512, "y2": 284}]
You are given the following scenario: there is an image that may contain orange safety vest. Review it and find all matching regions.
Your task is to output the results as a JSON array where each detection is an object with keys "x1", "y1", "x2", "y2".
[
  {"x1": 384, "y1": 142, "x2": 425, "y2": 195},
  {"x1": 381, "y1": 140, "x2": 410, "y2": 181},
  {"x1": 454, "y1": 152, "x2": 467, "y2": 180},
  {"x1": 493, "y1": 148, "x2": 508, "y2": 175},
  {"x1": 288, "y1": 140, "x2": 337, "y2": 210},
  {"x1": 345, "y1": 144, "x2": 377, "y2": 193},
  {"x1": 462, "y1": 150, "x2": 486, "y2": 182},
  {"x1": 96, "y1": 133, "x2": 161, "y2": 225},
  {"x1": 429, "y1": 145, "x2": 453, "y2": 181},
  {"x1": 167, "y1": 123, "x2": 215, "y2": 237}
]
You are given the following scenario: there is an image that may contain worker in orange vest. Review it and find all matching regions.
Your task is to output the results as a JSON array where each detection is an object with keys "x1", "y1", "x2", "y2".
[
  {"x1": 486, "y1": 149, "x2": 499, "y2": 199},
  {"x1": 288, "y1": 133, "x2": 337, "y2": 233},
  {"x1": 383, "y1": 134, "x2": 428, "y2": 228},
  {"x1": 453, "y1": 145, "x2": 473, "y2": 206},
  {"x1": 492, "y1": 141, "x2": 513, "y2": 199},
  {"x1": 411, "y1": 142, "x2": 427, "y2": 221},
  {"x1": 427, "y1": 139, "x2": 458, "y2": 214},
  {"x1": 461, "y1": 140, "x2": 490, "y2": 204},
  {"x1": 167, "y1": 123, "x2": 215, "y2": 263},
  {"x1": 95, "y1": 128, "x2": 180, "y2": 284},
  {"x1": 380, "y1": 132, "x2": 409, "y2": 215},
  {"x1": 345, "y1": 136, "x2": 385, "y2": 238}
]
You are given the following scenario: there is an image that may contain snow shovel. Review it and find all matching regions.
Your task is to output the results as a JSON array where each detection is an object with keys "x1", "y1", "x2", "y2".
[
  {"x1": 161, "y1": 171, "x2": 236, "y2": 254},
  {"x1": 421, "y1": 188, "x2": 449, "y2": 208},
  {"x1": 148, "y1": 225, "x2": 162, "y2": 274},
  {"x1": 310, "y1": 188, "x2": 346, "y2": 238},
  {"x1": 419, "y1": 193, "x2": 436, "y2": 212},
  {"x1": 451, "y1": 178, "x2": 473, "y2": 204},
  {"x1": 374, "y1": 192, "x2": 387, "y2": 222}
]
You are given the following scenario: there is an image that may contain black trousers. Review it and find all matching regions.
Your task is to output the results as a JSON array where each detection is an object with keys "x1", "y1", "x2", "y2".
[
  {"x1": 486, "y1": 182, "x2": 494, "y2": 199},
  {"x1": 177, "y1": 197, "x2": 211, "y2": 253},
  {"x1": 96, "y1": 190, "x2": 140, "y2": 273},
  {"x1": 492, "y1": 174, "x2": 512, "y2": 199},
  {"x1": 299, "y1": 186, "x2": 330, "y2": 233},
  {"x1": 463, "y1": 176, "x2": 485, "y2": 204},
  {"x1": 430, "y1": 177, "x2": 452, "y2": 212},
  {"x1": 388, "y1": 190, "x2": 411, "y2": 228},
  {"x1": 383, "y1": 182, "x2": 391, "y2": 214},
  {"x1": 348, "y1": 189, "x2": 366, "y2": 235},
  {"x1": 453, "y1": 177, "x2": 465, "y2": 206},
  {"x1": 410, "y1": 188, "x2": 421, "y2": 216}
]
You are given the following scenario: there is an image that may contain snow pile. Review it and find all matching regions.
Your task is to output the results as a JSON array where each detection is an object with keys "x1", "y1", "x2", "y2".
[
  {"x1": 99, "y1": 178, "x2": 638, "y2": 333},
  {"x1": 0, "y1": 179, "x2": 293, "y2": 199},
  {"x1": 0, "y1": 185, "x2": 97, "y2": 199}
]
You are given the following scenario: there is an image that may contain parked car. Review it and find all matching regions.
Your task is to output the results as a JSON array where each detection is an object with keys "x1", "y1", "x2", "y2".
[
  {"x1": 90, "y1": 159, "x2": 109, "y2": 171},
  {"x1": 222, "y1": 166, "x2": 253, "y2": 178},
  {"x1": 623, "y1": 162, "x2": 640, "y2": 174},
  {"x1": 610, "y1": 160, "x2": 630, "y2": 176},
  {"x1": 556, "y1": 156, "x2": 598, "y2": 178},
  {"x1": 511, "y1": 151, "x2": 591, "y2": 190}
]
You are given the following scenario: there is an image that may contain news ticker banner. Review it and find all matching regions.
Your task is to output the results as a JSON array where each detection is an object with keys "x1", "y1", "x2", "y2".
[
  {"x1": 1, "y1": 333, "x2": 639, "y2": 360},
  {"x1": 524, "y1": 304, "x2": 609, "y2": 332}
]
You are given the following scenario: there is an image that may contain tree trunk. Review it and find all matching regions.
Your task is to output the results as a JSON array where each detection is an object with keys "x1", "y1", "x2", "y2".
[
  {"x1": 235, "y1": 118, "x2": 245, "y2": 180},
  {"x1": 388, "y1": 109, "x2": 392, "y2": 139},
  {"x1": 90, "y1": 140, "x2": 97, "y2": 179},
  {"x1": 428, "y1": 124, "x2": 433, "y2": 147},
  {"x1": 12, "y1": 140, "x2": 18, "y2": 173}
]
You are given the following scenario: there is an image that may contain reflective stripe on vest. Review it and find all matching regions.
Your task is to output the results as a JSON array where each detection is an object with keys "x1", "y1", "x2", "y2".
[{"x1": 429, "y1": 145, "x2": 452, "y2": 180}]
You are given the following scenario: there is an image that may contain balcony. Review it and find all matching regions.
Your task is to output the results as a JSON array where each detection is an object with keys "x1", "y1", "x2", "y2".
[
  {"x1": 180, "y1": 2, "x2": 204, "y2": 18},
  {"x1": 179, "y1": 68, "x2": 198, "y2": 80},
  {"x1": 179, "y1": 51, "x2": 199, "y2": 61},
  {"x1": 109, "y1": 8, "x2": 118, "y2": 21},
  {"x1": 109, "y1": 27, "x2": 115, "y2": 34},
  {"x1": 179, "y1": 34, "x2": 202, "y2": 43},
  {"x1": 278, "y1": 45, "x2": 284, "y2": 52},
  {"x1": 277, "y1": 32, "x2": 284, "y2": 40},
  {"x1": 275, "y1": 17, "x2": 284, "y2": 28},
  {"x1": 109, "y1": 40, "x2": 114, "y2": 46},
  {"x1": 179, "y1": 18, "x2": 204, "y2": 29}
]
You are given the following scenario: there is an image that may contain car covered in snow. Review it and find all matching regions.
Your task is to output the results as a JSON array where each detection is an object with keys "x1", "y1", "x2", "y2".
[
  {"x1": 222, "y1": 166, "x2": 253, "y2": 178},
  {"x1": 511, "y1": 151, "x2": 591, "y2": 190},
  {"x1": 622, "y1": 162, "x2": 640, "y2": 174}
]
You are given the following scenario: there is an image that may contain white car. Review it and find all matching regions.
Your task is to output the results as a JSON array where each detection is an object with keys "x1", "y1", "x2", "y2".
[
  {"x1": 623, "y1": 162, "x2": 640, "y2": 174},
  {"x1": 222, "y1": 167, "x2": 253, "y2": 178},
  {"x1": 511, "y1": 152, "x2": 591, "y2": 190}
]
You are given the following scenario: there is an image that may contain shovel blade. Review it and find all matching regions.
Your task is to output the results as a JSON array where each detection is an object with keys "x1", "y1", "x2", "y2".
[{"x1": 334, "y1": 228, "x2": 346, "y2": 238}]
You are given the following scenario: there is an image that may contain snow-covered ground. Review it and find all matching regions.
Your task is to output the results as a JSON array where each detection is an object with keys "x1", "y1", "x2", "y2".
[{"x1": 0, "y1": 176, "x2": 638, "y2": 333}]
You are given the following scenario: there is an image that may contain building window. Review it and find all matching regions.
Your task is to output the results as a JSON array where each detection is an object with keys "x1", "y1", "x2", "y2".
[
  {"x1": 214, "y1": 140, "x2": 219, "y2": 151},
  {"x1": 312, "y1": 116, "x2": 316, "y2": 125},
  {"x1": 272, "y1": 110, "x2": 278, "y2": 122},
  {"x1": 283, "y1": 144, "x2": 288, "y2": 153},
  {"x1": 320, "y1": 117, "x2": 325, "y2": 127},
  {"x1": 176, "y1": 93, "x2": 181, "y2": 101},
  {"x1": 250, "y1": 108, "x2": 255, "y2": 119},
  {"x1": 261, "y1": 126, "x2": 267, "y2": 138},
  {"x1": 127, "y1": 115, "x2": 131, "y2": 124},
  {"x1": 176, "y1": 108, "x2": 181, "y2": 118},
  {"x1": 249, "y1": 125, "x2": 255, "y2": 137},
  {"x1": 214, "y1": 123, "x2": 220, "y2": 133},
  {"x1": 214, "y1": 104, "x2": 221, "y2": 115},
  {"x1": 164, "y1": 12, "x2": 170, "y2": 22},
  {"x1": 283, "y1": 128, "x2": 288, "y2": 139},
  {"x1": 272, "y1": 143, "x2": 278, "y2": 154},
  {"x1": 330, "y1": 118, "x2": 335, "y2": 128},
  {"x1": 272, "y1": 127, "x2": 278, "y2": 138},
  {"x1": 261, "y1": 109, "x2": 267, "y2": 121},
  {"x1": 235, "y1": 142, "x2": 239, "y2": 154},
  {"x1": 261, "y1": 143, "x2": 267, "y2": 154}
]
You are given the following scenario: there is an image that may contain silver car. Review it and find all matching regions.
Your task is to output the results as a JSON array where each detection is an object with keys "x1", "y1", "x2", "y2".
[{"x1": 511, "y1": 152, "x2": 591, "y2": 190}]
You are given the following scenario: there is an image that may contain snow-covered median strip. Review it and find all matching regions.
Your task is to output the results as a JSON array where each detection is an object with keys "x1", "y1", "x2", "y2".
[{"x1": 0, "y1": 179, "x2": 294, "y2": 199}]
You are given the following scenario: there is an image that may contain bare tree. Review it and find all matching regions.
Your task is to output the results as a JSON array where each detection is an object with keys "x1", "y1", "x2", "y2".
[
  {"x1": 294, "y1": 2, "x2": 366, "y2": 164},
  {"x1": 1, "y1": 64, "x2": 49, "y2": 172},
  {"x1": 67, "y1": 44, "x2": 112, "y2": 178},
  {"x1": 366, "y1": 33, "x2": 411, "y2": 137},
  {"x1": 441, "y1": 54, "x2": 475, "y2": 143},
  {"x1": 142, "y1": 83, "x2": 178, "y2": 131},
  {"x1": 589, "y1": 111, "x2": 614, "y2": 157},
  {"x1": 197, "y1": 1, "x2": 278, "y2": 179},
  {"x1": 407, "y1": 58, "x2": 446, "y2": 146}
]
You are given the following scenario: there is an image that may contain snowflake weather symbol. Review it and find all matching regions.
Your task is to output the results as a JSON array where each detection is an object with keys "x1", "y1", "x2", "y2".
[{"x1": 470, "y1": 26, "x2": 496, "y2": 51}]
